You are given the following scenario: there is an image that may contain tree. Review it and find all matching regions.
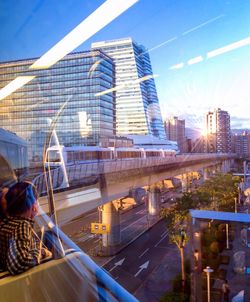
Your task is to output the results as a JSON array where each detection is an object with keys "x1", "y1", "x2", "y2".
[
  {"x1": 160, "y1": 194, "x2": 190, "y2": 291},
  {"x1": 197, "y1": 173, "x2": 240, "y2": 212},
  {"x1": 160, "y1": 173, "x2": 240, "y2": 293}
]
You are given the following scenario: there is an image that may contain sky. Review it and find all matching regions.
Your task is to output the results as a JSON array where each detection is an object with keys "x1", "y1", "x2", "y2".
[{"x1": 1, "y1": 0, "x2": 250, "y2": 130}]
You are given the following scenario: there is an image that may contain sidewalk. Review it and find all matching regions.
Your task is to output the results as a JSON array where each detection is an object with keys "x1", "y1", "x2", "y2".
[{"x1": 211, "y1": 205, "x2": 250, "y2": 301}]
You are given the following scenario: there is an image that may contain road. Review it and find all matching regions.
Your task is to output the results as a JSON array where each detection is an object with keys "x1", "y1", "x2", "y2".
[
  {"x1": 59, "y1": 186, "x2": 195, "y2": 300},
  {"x1": 61, "y1": 202, "x2": 153, "y2": 257},
  {"x1": 101, "y1": 219, "x2": 180, "y2": 300},
  {"x1": 62, "y1": 214, "x2": 180, "y2": 300},
  {"x1": 61, "y1": 188, "x2": 180, "y2": 257}
]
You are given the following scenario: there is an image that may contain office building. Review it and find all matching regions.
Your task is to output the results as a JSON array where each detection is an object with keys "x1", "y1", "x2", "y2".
[
  {"x1": 164, "y1": 116, "x2": 186, "y2": 152},
  {"x1": 191, "y1": 137, "x2": 205, "y2": 153},
  {"x1": 92, "y1": 38, "x2": 166, "y2": 139},
  {"x1": 204, "y1": 108, "x2": 231, "y2": 153},
  {"x1": 127, "y1": 135, "x2": 179, "y2": 152},
  {"x1": 232, "y1": 130, "x2": 250, "y2": 157},
  {"x1": 0, "y1": 51, "x2": 115, "y2": 162}
]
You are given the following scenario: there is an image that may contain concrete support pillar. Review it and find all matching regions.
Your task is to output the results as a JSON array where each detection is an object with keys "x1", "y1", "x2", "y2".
[
  {"x1": 203, "y1": 168, "x2": 209, "y2": 181},
  {"x1": 102, "y1": 201, "x2": 120, "y2": 247},
  {"x1": 221, "y1": 160, "x2": 228, "y2": 173},
  {"x1": 148, "y1": 186, "x2": 161, "y2": 215},
  {"x1": 181, "y1": 174, "x2": 189, "y2": 192},
  {"x1": 216, "y1": 164, "x2": 221, "y2": 173},
  {"x1": 223, "y1": 160, "x2": 227, "y2": 173}
]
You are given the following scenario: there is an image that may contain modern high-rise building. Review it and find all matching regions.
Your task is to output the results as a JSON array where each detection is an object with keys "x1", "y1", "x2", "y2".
[
  {"x1": 204, "y1": 108, "x2": 231, "y2": 153},
  {"x1": 232, "y1": 130, "x2": 250, "y2": 157},
  {"x1": 91, "y1": 38, "x2": 166, "y2": 139},
  {"x1": 164, "y1": 116, "x2": 186, "y2": 152},
  {"x1": 0, "y1": 51, "x2": 115, "y2": 162}
]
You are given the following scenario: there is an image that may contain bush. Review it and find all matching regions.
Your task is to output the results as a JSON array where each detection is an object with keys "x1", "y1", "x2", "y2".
[
  {"x1": 215, "y1": 229, "x2": 225, "y2": 242},
  {"x1": 209, "y1": 241, "x2": 219, "y2": 255},
  {"x1": 184, "y1": 259, "x2": 191, "y2": 275},
  {"x1": 172, "y1": 273, "x2": 191, "y2": 296},
  {"x1": 218, "y1": 224, "x2": 225, "y2": 232},
  {"x1": 202, "y1": 228, "x2": 217, "y2": 247},
  {"x1": 208, "y1": 256, "x2": 220, "y2": 271},
  {"x1": 172, "y1": 273, "x2": 183, "y2": 292}
]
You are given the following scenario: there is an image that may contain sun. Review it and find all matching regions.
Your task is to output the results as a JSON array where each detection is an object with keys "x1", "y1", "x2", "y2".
[{"x1": 201, "y1": 128, "x2": 208, "y2": 137}]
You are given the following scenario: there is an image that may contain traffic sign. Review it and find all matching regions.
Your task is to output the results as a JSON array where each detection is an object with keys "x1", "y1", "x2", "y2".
[{"x1": 91, "y1": 223, "x2": 110, "y2": 234}]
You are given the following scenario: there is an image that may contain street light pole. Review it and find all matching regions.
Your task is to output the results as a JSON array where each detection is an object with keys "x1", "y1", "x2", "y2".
[
  {"x1": 203, "y1": 266, "x2": 214, "y2": 302},
  {"x1": 234, "y1": 197, "x2": 237, "y2": 213},
  {"x1": 226, "y1": 224, "x2": 229, "y2": 249}
]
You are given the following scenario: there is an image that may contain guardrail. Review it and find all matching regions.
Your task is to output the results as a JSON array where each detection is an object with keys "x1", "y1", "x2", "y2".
[{"x1": 32, "y1": 153, "x2": 234, "y2": 195}]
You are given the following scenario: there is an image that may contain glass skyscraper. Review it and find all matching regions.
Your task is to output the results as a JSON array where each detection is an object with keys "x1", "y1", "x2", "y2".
[
  {"x1": 92, "y1": 38, "x2": 166, "y2": 139},
  {"x1": 0, "y1": 51, "x2": 115, "y2": 162}
]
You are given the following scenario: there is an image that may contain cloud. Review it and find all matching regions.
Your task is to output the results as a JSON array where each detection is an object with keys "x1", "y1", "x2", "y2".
[{"x1": 231, "y1": 116, "x2": 250, "y2": 129}]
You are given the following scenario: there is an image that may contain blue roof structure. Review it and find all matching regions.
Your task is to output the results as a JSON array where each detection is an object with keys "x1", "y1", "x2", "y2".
[{"x1": 190, "y1": 209, "x2": 250, "y2": 223}]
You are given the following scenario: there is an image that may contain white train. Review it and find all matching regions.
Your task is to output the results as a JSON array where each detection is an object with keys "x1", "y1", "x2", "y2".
[
  {"x1": 0, "y1": 128, "x2": 29, "y2": 182},
  {"x1": 45, "y1": 145, "x2": 177, "y2": 167}
]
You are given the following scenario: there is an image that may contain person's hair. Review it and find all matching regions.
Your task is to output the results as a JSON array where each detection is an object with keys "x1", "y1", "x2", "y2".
[
  {"x1": 5, "y1": 182, "x2": 38, "y2": 216},
  {"x1": 0, "y1": 187, "x2": 8, "y2": 220}
]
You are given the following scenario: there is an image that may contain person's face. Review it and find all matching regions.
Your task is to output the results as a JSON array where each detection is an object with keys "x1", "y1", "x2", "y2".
[{"x1": 30, "y1": 200, "x2": 39, "y2": 219}]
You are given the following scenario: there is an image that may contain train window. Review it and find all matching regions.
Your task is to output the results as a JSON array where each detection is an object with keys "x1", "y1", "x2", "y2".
[
  {"x1": 73, "y1": 152, "x2": 79, "y2": 161},
  {"x1": 100, "y1": 151, "x2": 109, "y2": 159},
  {"x1": 67, "y1": 151, "x2": 74, "y2": 163},
  {"x1": 79, "y1": 151, "x2": 85, "y2": 160},
  {"x1": 47, "y1": 150, "x2": 61, "y2": 162}
]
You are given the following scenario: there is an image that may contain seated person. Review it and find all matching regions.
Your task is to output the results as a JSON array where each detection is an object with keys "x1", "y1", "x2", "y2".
[{"x1": 0, "y1": 181, "x2": 51, "y2": 275}]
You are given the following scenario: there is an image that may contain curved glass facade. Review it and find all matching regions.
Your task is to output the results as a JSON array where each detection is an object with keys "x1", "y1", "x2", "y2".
[
  {"x1": 92, "y1": 38, "x2": 166, "y2": 139},
  {"x1": 0, "y1": 51, "x2": 115, "y2": 162}
]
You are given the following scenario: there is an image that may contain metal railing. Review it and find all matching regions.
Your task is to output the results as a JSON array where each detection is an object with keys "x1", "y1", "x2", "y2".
[{"x1": 0, "y1": 212, "x2": 138, "y2": 302}]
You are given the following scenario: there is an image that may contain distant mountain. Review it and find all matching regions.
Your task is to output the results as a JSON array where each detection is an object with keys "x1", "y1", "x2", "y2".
[{"x1": 185, "y1": 127, "x2": 202, "y2": 140}]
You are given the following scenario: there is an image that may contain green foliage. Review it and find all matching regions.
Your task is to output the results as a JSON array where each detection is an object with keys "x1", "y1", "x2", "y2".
[
  {"x1": 160, "y1": 173, "x2": 240, "y2": 216},
  {"x1": 197, "y1": 173, "x2": 240, "y2": 212},
  {"x1": 215, "y1": 230, "x2": 223, "y2": 241},
  {"x1": 217, "y1": 224, "x2": 225, "y2": 232},
  {"x1": 209, "y1": 241, "x2": 219, "y2": 255}
]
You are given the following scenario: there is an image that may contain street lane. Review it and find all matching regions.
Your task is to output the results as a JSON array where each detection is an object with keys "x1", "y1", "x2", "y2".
[
  {"x1": 61, "y1": 188, "x2": 180, "y2": 260},
  {"x1": 62, "y1": 202, "x2": 149, "y2": 255},
  {"x1": 101, "y1": 220, "x2": 175, "y2": 293}
]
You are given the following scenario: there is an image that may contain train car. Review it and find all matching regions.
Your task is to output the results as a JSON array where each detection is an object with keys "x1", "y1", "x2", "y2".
[
  {"x1": 144, "y1": 149, "x2": 164, "y2": 158},
  {"x1": 0, "y1": 128, "x2": 28, "y2": 179},
  {"x1": 141, "y1": 148, "x2": 176, "y2": 159},
  {"x1": 111, "y1": 147, "x2": 143, "y2": 159},
  {"x1": 45, "y1": 145, "x2": 177, "y2": 168},
  {"x1": 45, "y1": 145, "x2": 113, "y2": 167},
  {"x1": 162, "y1": 149, "x2": 176, "y2": 157},
  {"x1": 0, "y1": 154, "x2": 17, "y2": 188}
]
